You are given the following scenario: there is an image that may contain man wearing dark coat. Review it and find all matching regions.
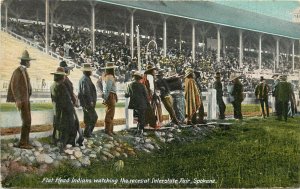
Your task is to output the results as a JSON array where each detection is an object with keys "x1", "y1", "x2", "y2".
[
  {"x1": 156, "y1": 70, "x2": 180, "y2": 125},
  {"x1": 50, "y1": 67, "x2": 77, "y2": 148},
  {"x1": 275, "y1": 75, "x2": 293, "y2": 122},
  {"x1": 272, "y1": 74, "x2": 280, "y2": 116},
  {"x1": 230, "y1": 74, "x2": 244, "y2": 120},
  {"x1": 255, "y1": 76, "x2": 270, "y2": 118},
  {"x1": 7, "y1": 50, "x2": 35, "y2": 149},
  {"x1": 125, "y1": 71, "x2": 149, "y2": 135},
  {"x1": 78, "y1": 63, "x2": 98, "y2": 137},
  {"x1": 59, "y1": 61, "x2": 84, "y2": 145},
  {"x1": 213, "y1": 72, "x2": 226, "y2": 119}
]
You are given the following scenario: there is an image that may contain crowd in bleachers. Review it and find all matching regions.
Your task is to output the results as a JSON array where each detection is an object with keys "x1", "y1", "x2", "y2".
[{"x1": 6, "y1": 19, "x2": 298, "y2": 93}]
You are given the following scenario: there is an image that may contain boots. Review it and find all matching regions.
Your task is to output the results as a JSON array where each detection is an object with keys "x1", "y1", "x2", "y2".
[{"x1": 105, "y1": 123, "x2": 113, "y2": 136}]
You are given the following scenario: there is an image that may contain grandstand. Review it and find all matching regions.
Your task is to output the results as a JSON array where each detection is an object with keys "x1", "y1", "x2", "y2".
[{"x1": 0, "y1": 31, "x2": 91, "y2": 92}]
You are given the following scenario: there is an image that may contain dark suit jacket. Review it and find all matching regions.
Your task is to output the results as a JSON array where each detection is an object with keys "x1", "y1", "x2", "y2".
[
  {"x1": 7, "y1": 66, "x2": 32, "y2": 103},
  {"x1": 78, "y1": 75, "x2": 97, "y2": 109},
  {"x1": 125, "y1": 81, "x2": 148, "y2": 110},
  {"x1": 255, "y1": 82, "x2": 269, "y2": 100},
  {"x1": 231, "y1": 80, "x2": 244, "y2": 102}
]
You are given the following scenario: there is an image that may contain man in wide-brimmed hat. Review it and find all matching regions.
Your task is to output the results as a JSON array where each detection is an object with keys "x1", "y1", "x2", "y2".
[
  {"x1": 102, "y1": 62, "x2": 118, "y2": 136},
  {"x1": 271, "y1": 74, "x2": 280, "y2": 116},
  {"x1": 50, "y1": 67, "x2": 78, "y2": 148},
  {"x1": 141, "y1": 64, "x2": 162, "y2": 128},
  {"x1": 78, "y1": 63, "x2": 98, "y2": 138},
  {"x1": 275, "y1": 75, "x2": 293, "y2": 121},
  {"x1": 125, "y1": 71, "x2": 149, "y2": 135},
  {"x1": 156, "y1": 70, "x2": 180, "y2": 125},
  {"x1": 59, "y1": 61, "x2": 83, "y2": 145},
  {"x1": 255, "y1": 76, "x2": 270, "y2": 118},
  {"x1": 229, "y1": 73, "x2": 244, "y2": 120},
  {"x1": 213, "y1": 72, "x2": 226, "y2": 119},
  {"x1": 184, "y1": 68, "x2": 203, "y2": 125},
  {"x1": 7, "y1": 50, "x2": 35, "y2": 149}
]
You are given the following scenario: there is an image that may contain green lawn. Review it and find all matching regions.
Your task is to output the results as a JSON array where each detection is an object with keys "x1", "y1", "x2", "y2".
[
  {"x1": 3, "y1": 116, "x2": 300, "y2": 188},
  {"x1": 0, "y1": 102, "x2": 125, "y2": 112}
]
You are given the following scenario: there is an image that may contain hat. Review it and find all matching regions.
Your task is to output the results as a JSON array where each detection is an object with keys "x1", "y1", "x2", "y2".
[
  {"x1": 271, "y1": 74, "x2": 279, "y2": 79},
  {"x1": 184, "y1": 68, "x2": 194, "y2": 78},
  {"x1": 19, "y1": 50, "x2": 36, "y2": 61},
  {"x1": 215, "y1": 72, "x2": 221, "y2": 78},
  {"x1": 279, "y1": 75, "x2": 287, "y2": 81},
  {"x1": 80, "y1": 63, "x2": 94, "y2": 71},
  {"x1": 50, "y1": 67, "x2": 67, "y2": 75},
  {"x1": 102, "y1": 62, "x2": 118, "y2": 69},
  {"x1": 132, "y1": 71, "x2": 143, "y2": 79},
  {"x1": 59, "y1": 61, "x2": 74, "y2": 72},
  {"x1": 229, "y1": 73, "x2": 240, "y2": 81},
  {"x1": 144, "y1": 64, "x2": 157, "y2": 74}
]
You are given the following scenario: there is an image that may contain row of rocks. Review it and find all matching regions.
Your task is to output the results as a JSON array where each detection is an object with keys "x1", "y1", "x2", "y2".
[{"x1": 1, "y1": 123, "x2": 222, "y2": 182}]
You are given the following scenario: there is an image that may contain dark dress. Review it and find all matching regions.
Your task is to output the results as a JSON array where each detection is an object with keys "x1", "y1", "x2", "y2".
[
  {"x1": 231, "y1": 80, "x2": 244, "y2": 119},
  {"x1": 51, "y1": 81, "x2": 77, "y2": 147},
  {"x1": 214, "y1": 80, "x2": 226, "y2": 119}
]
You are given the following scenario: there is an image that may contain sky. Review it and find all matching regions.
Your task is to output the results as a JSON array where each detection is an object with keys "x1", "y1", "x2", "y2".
[{"x1": 211, "y1": 0, "x2": 300, "y2": 22}]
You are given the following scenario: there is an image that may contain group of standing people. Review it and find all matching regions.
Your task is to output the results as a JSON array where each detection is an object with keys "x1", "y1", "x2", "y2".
[
  {"x1": 6, "y1": 50, "x2": 298, "y2": 149},
  {"x1": 125, "y1": 64, "x2": 208, "y2": 135}
]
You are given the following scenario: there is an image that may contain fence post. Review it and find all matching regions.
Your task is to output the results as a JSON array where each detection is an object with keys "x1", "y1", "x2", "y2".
[{"x1": 207, "y1": 89, "x2": 217, "y2": 120}]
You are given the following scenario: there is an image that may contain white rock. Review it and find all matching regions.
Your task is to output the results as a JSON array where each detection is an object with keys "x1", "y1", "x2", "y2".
[
  {"x1": 101, "y1": 156, "x2": 108, "y2": 161},
  {"x1": 142, "y1": 148, "x2": 151, "y2": 153},
  {"x1": 145, "y1": 138, "x2": 152, "y2": 143},
  {"x1": 81, "y1": 157, "x2": 91, "y2": 166},
  {"x1": 167, "y1": 138, "x2": 175, "y2": 142},
  {"x1": 102, "y1": 151, "x2": 114, "y2": 159},
  {"x1": 74, "y1": 151, "x2": 83, "y2": 159},
  {"x1": 103, "y1": 144, "x2": 114, "y2": 149},
  {"x1": 80, "y1": 146, "x2": 86, "y2": 150},
  {"x1": 8, "y1": 143, "x2": 14, "y2": 148},
  {"x1": 34, "y1": 151, "x2": 40, "y2": 157},
  {"x1": 70, "y1": 155, "x2": 76, "y2": 160},
  {"x1": 32, "y1": 140, "x2": 42, "y2": 147},
  {"x1": 66, "y1": 144, "x2": 73, "y2": 149},
  {"x1": 144, "y1": 143, "x2": 155, "y2": 150},
  {"x1": 167, "y1": 133, "x2": 173, "y2": 138},
  {"x1": 154, "y1": 131, "x2": 161, "y2": 137},
  {"x1": 64, "y1": 149, "x2": 74, "y2": 155},
  {"x1": 89, "y1": 154, "x2": 97, "y2": 158},
  {"x1": 122, "y1": 153, "x2": 128, "y2": 158},
  {"x1": 45, "y1": 155, "x2": 53, "y2": 164},
  {"x1": 73, "y1": 147, "x2": 81, "y2": 151}
]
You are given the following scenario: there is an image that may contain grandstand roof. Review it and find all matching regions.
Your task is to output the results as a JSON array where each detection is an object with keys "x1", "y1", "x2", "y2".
[{"x1": 96, "y1": 0, "x2": 300, "y2": 40}]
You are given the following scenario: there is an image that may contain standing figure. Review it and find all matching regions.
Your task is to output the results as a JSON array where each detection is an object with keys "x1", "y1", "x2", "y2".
[
  {"x1": 275, "y1": 75, "x2": 293, "y2": 121},
  {"x1": 78, "y1": 63, "x2": 98, "y2": 138},
  {"x1": 184, "y1": 68, "x2": 202, "y2": 125},
  {"x1": 230, "y1": 74, "x2": 244, "y2": 120},
  {"x1": 142, "y1": 64, "x2": 161, "y2": 128},
  {"x1": 193, "y1": 70, "x2": 206, "y2": 124},
  {"x1": 255, "y1": 76, "x2": 270, "y2": 118},
  {"x1": 272, "y1": 74, "x2": 280, "y2": 116},
  {"x1": 166, "y1": 71, "x2": 185, "y2": 123},
  {"x1": 7, "y1": 50, "x2": 35, "y2": 149},
  {"x1": 213, "y1": 72, "x2": 226, "y2": 119},
  {"x1": 60, "y1": 61, "x2": 84, "y2": 146},
  {"x1": 156, "y1": 70, "x2": 180, "y2": 125},
  {"x1": 50, "y1": 67, "x2": 77, "y2": 148},
  {"x1": 103, "y1": 62, "x2": 118, "y2": 136},
  {"x1": 125, "y1": 71, "x2": 149, "y2": 135}
]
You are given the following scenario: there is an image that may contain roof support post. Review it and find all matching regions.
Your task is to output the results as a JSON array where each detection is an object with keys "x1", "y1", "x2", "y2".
[
  {"x1": 192, "y1": 22, "x2": 195, "y2": 63},
  {"x1": 239, "y1": 29, "x2": 243, "y2": 68},
  {"x1": 130, "y1": 9, "x2": 135, "y2": 59},
  {"x1": 45, "y1": 0, "x2": 49, "y2": 53},
  {"x1": 0, "y1": 2, "x2": 2, "y2": 30},
  {"x1": 258, "y1": 33, "x2": 262, "y2": 72},
  {"x1": 91, "y1": 2, "x2": 96, "y2": 53},
  {"x1": 292, "y1": 40, "x2": 295, "y2": 72},
  {"x1": 217, "y1": 26, "x2": 221, "y2": 62},
  {"x1": 179, "y1": 30, "x2": 182, "y2": 52},
  {"x1": 5, "y1": 2, "x2": 8, "y2": 30},
  {"x1": 276, "y1": 38, "x2": 279, "y2": 70},
  {"x1": 163, "y1": 16, "x2": 167, "y2": 57},
  {"x1": 124, "y1": 22, "x2": 127, "y2": 45}
]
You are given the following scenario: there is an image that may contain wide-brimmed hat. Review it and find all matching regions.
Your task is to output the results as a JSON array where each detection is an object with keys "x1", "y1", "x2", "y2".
[
  {"x1": 132, "y1": 71, "x2": 143, "y2": 79},
  {"x1": 50, "y1": 67, "x2": 67, "y2": 75},
  {"x1": 260, "y1": 76, "x2": 265, "y2": 81},
  {"x1": 80, "y1": 63, "x2": 94, "y2": 71},
  {"x1": 144, "y1": 64, "x2": 157, "y2": 74},
  {"x1": 59, "y1": 61, "x2": 74, "y2": 72},
  {"x1": 184, "y1": 68, "x2": 194, "y2": 78},
  {"x1": 18, "y1": 50, "x2": 36, "y2": 61},
  {"x1": 271, "y1": 74, "x2": 279, "y2": 79},
  {"x1": 102, "y1": 62, "x2": 118, "y2": 69},
  {"x1": 229, "y1": 73, "x2": 240, "y2": 81}
]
